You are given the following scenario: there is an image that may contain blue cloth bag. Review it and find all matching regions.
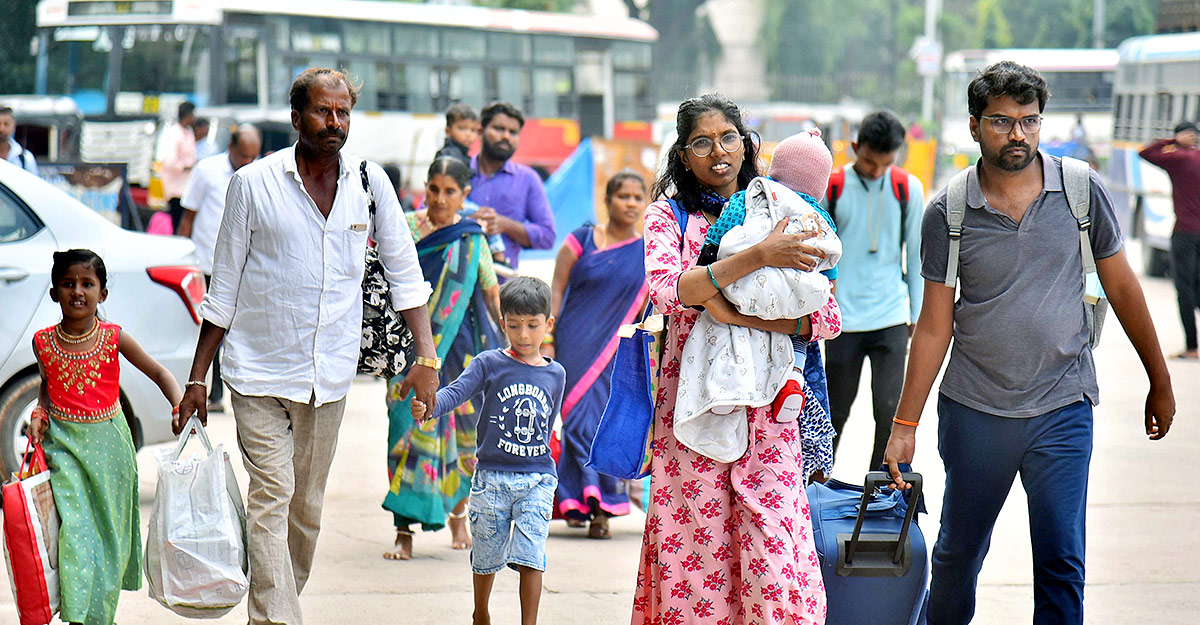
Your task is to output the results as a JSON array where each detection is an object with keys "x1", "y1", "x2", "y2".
[
  {"x1": 586, "y1": 324, "x2": 657, "y2": 479},
  {"x1": 587, "y1": 201, "x2": 688, "y2": 480}
]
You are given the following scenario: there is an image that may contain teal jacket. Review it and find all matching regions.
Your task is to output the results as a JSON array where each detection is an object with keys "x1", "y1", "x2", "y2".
[{"x1": 822, "y1": 165, "x2": 923, "y2": 333}]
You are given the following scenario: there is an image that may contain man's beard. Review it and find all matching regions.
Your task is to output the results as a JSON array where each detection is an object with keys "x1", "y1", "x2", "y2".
[
  {"x1": 982, "y1": 140, "x2": 1036, "y2": 172},
  {"x1": 482, "y1": 138, "x2": 514, "y2": 162}
]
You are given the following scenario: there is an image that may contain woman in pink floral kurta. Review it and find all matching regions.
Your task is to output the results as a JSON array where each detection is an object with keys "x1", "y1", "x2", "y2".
[{"x1": 633, "y1": 94, "x2": 840, "y2": 625}]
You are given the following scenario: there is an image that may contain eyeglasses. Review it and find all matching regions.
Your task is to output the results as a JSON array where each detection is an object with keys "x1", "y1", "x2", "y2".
[
  {"x1": 979, "y1": 115, "x2": 1043, "y2": 135},
  {"x1": 684, "y1": 131, "x2": 746, "y2": 158}
]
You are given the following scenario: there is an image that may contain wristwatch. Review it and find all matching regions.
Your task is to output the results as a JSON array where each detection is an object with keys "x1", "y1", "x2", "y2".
[{"x1": 414, "y1": 356, "x2": 442, "y2": 371}]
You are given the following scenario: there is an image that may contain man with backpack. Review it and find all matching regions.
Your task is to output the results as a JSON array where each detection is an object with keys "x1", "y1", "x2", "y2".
[
  {"x1": 823, "y1": 110, "x2": 924, "y2": 471},
  {"x1": 884, "y1": 61, "x2": 1175, "y2": 625},
  {"x1": 0, "y1": 106, "x2": 39, "y2": 174}
]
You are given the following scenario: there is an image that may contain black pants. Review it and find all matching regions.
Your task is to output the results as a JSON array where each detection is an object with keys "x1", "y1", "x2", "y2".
[
  {"x1": 204, "y1": 274, "x2": 223, "y2": 403},
  {"x1": 168, "y1": 197, "x2": 185, "y2": 235},
  {"x1": 1171, "y1": 232, "x2": 1200, "y2": 351},
  {"x1": 825, "y1": 323, "x2": 909, "y2": 470}
]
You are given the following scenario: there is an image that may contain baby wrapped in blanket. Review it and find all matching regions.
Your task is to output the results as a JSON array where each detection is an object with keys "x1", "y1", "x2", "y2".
[{"x1": 675, "y1": 130, "x2": 842, "y2": 463}]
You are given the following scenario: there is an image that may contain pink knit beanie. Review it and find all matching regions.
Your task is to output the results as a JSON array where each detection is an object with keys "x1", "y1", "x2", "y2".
[{"x1": 768, "y1": 129, "x2": 834, "y2": 201}]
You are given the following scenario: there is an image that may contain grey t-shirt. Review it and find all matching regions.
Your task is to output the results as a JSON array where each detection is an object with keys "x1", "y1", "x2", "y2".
[{"x1": 921, "y1": 153, "x2": 1123, "y2": 417}]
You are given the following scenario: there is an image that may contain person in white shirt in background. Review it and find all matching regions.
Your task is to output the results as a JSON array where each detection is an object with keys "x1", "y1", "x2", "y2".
[
  {"x1": 160, "y1": 101, "x2": 198, "y2": 233},
  {"x1": 0, "y1": 106, "x2": 38, "y2": 174},
  {"x1": 176, "y1": 123, "x2": 262, "y2": 415},
  {"x1": 176, "y1": 68, "x2": 440, "y2": 625},
  {"x1": 193, "y1": 117, "x2": 218, "y2": 160}
]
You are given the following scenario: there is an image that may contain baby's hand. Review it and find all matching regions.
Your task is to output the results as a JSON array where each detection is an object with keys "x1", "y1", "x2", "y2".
[{"x1": 411, "y1": 399, "x2": 428, "y2": 421}]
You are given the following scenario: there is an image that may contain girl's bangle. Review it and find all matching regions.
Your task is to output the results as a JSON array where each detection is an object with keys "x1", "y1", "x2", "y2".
[
  {"x1": 185, "y1": 380, "x2": 207, "y2": 389},
  {"x1": 706, "y1": 265, "x2": 721, "y2": 290},
  {"x1": 893, "y1": 417, "x2": 920, "y2": 428}
]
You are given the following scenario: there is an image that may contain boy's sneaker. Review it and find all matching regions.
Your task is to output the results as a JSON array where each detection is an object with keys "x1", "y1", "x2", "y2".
[{"x1": 772, "y1": 372, "x2": 805, "y2": 422}]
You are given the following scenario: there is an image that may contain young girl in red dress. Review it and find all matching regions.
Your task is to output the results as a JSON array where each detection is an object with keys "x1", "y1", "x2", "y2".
[{"x1": 27, "y1": 249, "x2": 183, "y2": 625}]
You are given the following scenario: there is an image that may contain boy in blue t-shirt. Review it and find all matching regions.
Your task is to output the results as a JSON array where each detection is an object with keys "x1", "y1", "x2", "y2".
[{"x1": 412, "y1": 276, "x2": 565, "y2": 625}]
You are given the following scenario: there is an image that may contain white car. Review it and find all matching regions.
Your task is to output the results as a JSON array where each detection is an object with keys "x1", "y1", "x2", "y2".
[{"x1": 0, "y1": 161, "x2": 202, "y2": 475}]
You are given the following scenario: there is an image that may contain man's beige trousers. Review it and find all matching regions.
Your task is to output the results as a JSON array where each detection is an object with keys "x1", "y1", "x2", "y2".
[{"x1": 230, "y1": 390, "x2": 346, "y2": 625}]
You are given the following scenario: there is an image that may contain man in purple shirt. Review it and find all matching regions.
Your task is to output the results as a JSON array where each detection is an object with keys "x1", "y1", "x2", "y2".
[{"x1": 468, "y1": 102, "x2": 556, "y2": 268}]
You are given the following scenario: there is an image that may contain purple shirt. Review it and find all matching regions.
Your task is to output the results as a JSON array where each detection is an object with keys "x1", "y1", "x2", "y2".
[{"x1": 469, "y1": 155, "x2": 556, "y2": 267}]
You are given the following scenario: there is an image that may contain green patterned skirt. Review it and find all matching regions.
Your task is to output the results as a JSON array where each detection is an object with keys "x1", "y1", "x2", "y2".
[
  {"x1": 381, "y1": 374, "x2": 477, "y2": 532},
  {"x1": 43, "y1": 413, "x2": 141, "y2": 625}
]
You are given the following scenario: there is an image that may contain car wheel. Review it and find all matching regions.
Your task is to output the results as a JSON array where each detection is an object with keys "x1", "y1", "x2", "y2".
[
  {"x1": 0, "y1": 374, "x2": 40, "y2": 477},
  {"x1": 1142, "y1": 241, "x2": 1172, "y2": 278}
]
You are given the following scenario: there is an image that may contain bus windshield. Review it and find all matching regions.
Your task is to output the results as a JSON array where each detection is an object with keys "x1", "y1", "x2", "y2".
[{"x1": 42, "y1": 25, "x2": 215, "y2": 115}]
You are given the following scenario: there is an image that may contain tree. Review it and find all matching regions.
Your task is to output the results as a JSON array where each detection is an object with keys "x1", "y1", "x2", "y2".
[{"x1": 0, "y1": 0, "x2": 37, "y2": 94}]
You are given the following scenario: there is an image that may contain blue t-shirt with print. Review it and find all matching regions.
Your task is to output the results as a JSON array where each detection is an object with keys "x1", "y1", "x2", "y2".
[{"x1": 432, "y1": 348, "x2": 565, "y2": 474}]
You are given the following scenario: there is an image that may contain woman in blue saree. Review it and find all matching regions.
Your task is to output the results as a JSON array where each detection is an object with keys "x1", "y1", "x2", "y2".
[
  {"x1": 548, "y1": 172, "x2": 648, "y2": 539},
  {"x1": 383, "y1": 158, "x2": 502, "y2": 560}
]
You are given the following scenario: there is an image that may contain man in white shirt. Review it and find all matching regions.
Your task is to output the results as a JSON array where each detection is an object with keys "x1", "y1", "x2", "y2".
[
  {"x1": 177, "y1": 68, "x2": 440, "y2": 625},
  {"x1": 177, "y1": 124, "x2": 262, "y2": 414},
  {"x1": 0, "y1": 107, "x2": 38, "y2": 174}
]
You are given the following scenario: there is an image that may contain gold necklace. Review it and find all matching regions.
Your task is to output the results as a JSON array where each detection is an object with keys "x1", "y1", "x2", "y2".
[{"x1": 55, "y1": 319, "x2": 99, "y2": 345}]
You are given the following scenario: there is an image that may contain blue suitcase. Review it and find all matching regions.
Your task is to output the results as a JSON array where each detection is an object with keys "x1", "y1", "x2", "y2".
[{"x1": 806, "y1": 471, "x2": 928, "y2": 625}]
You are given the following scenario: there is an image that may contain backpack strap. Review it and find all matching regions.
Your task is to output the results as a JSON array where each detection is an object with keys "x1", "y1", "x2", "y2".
[
  {"x1": 1061, "y1": 156, "x2": 1095, "y2": 276},
  {"x1": 890, "y1": 165, "x2": 910, "y2": 250},
  {"x1": 666, "y1": 198, "x2": 689, "y2": 253},
  {"x1": 826, "y1": 166, "x2": 845, "y2": 222},
  {"x1": 943, "y1": 167, "x2": 972, "y2": 288}
]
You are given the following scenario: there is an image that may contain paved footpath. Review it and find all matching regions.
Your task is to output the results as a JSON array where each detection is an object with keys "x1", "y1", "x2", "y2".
[{"x1": 2, "y1": 265, "x2": 1196, "y2": 625}]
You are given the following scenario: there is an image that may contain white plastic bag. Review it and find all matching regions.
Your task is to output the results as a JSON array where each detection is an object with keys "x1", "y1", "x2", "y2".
[{"x1": 145, "y1": 416, "x2": 248, "y2": 618}]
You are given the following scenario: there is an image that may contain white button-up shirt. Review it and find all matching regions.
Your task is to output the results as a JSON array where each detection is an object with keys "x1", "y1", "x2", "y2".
[
  {"x1": 179, "y1": 151, "x2": 235, "y2": 274},
  {"x1": 198, "y1": 145, "x2": 431, "y2": 406}
]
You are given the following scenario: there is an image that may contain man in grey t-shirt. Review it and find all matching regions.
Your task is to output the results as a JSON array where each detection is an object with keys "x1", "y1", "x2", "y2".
[{"x1": 883, "y1": 62, "x2": 1175, "y2": 625}]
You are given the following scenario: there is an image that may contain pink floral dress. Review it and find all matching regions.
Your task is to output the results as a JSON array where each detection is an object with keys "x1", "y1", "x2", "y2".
[{"x1": 632, "y1": 199, "x2": 840, "y2": 625}]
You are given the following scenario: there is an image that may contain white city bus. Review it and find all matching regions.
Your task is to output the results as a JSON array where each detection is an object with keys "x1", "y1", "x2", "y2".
[
  {"x1": 31, "y1": 0, "x2": 657, "y2": 190},
  {"x1": 1108, "y1": 31, "x2": 1200, "y2": 276},
  {"x1": 941, "y1": 48, "x2": 1117, "y2": 173}
]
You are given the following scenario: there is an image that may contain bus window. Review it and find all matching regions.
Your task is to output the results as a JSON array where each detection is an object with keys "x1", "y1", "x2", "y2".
[
  {"x1": 225, "y1": 25, "x2": 259, "y2": 106},
  {"x1": 289, "y1": 18, "x2": 341, "y2": 53},
  {"x1": 488, "y1": 67, "x2": 530, "y2": 110},
  {"x1": 348, "y1": 60, "x2": 379, "y2": 110},
  {"x1": 395, "y1": 25, "x2": 439, "y2": 58},
  {"x1": 119, "y1": 25, "x2": 214, "y2": 104},
  {"x1": 533, "y1": 68, "x2": 573, "y2": 118},
  {"x1": 344, "y1": 21, "x2": 391, "y2": 56},
  {"x1": 533, "y1": 36, "x2": 574, "y2": 66},
  {"x1": 615, "y1": 73, "x2": 651, "y2": 121},
  {"x1": 488, "y1": 33, "x2": 531, "y2": 64},
  {"x1": 43, "y1": 28, "x2": 109, "y2": 110},
  {"x1": 612, "y1": 41, "x2": 652, "y2": 71},
  {"x1": 443, "y1": 30, "x2": 486, "y2": 62}
]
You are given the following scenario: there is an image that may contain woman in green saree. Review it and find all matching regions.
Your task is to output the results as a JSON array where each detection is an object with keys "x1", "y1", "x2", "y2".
[{"x1": 382, "y1": 158, "x2": 502, "y2": 560}]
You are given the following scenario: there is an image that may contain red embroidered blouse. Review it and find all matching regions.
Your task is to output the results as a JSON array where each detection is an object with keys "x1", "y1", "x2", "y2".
[{"x1": 33, "y1": 322, "x2": 122, "y2": 423}]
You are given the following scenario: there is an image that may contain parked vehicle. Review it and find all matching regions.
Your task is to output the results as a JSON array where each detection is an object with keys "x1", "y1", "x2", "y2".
[
  {"x1": 0, "y1": 161, "x2": 203, "y2": 475},
  {"x1": 1108, "y1": 31, "x2": 1200, "y2": 277}
]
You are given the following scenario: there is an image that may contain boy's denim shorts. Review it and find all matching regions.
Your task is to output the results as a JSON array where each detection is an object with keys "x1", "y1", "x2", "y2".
[{"x1": 468, "y1": 469, "x2": 557, "y2": 575}]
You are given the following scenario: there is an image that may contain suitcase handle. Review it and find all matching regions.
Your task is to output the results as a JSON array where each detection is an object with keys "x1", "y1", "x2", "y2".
[{"x1": 845, "y1": 471, "x2": 923, "y2": 567}]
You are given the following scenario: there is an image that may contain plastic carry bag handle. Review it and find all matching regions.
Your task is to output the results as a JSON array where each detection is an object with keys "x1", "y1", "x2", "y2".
[
  {"x1": 171, "y1": 415, "x2": 216, "y2": 461},
  {"x1": 845, "y1": 470, "x2": 923, "y2": 567}
]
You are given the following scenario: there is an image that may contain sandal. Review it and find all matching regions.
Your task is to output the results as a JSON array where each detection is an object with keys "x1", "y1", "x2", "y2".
[
  {"x1": 383, "y1": 528, "x2": 413, "y2": 561},
  {"x1": 566, "y1": 518, "x2": 586, "y2": 529},
  {"x1": 587, "y1": 515, "x2": 612, "y2": 540},
  {"x1": 448, "y1": 510, "x2": 472, "y2": 550}
]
